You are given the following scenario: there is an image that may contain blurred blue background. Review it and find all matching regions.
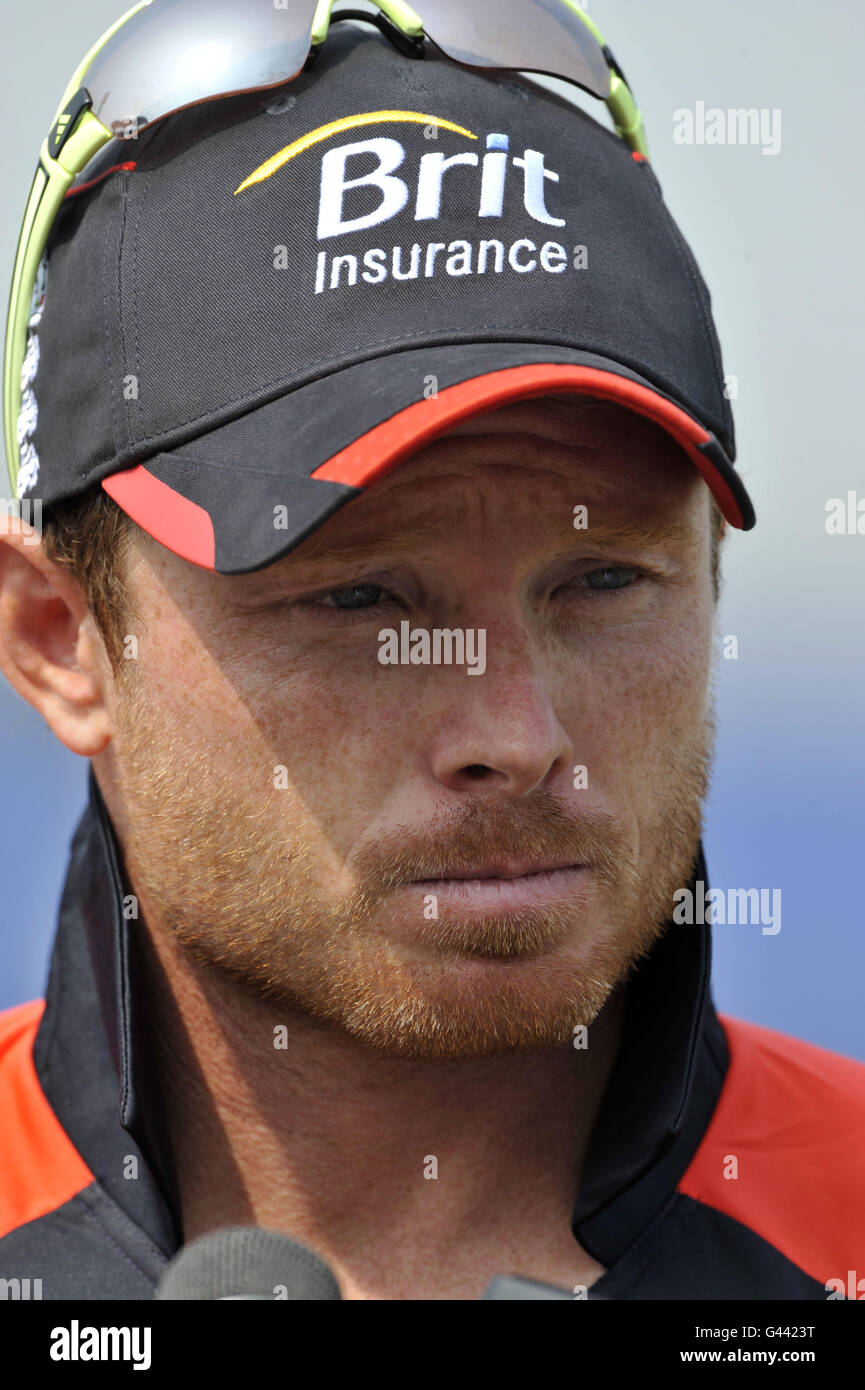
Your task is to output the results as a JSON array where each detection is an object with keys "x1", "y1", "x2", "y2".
[{"x1": 1, "y1": 1, "x2": 863, "y2": 1058}]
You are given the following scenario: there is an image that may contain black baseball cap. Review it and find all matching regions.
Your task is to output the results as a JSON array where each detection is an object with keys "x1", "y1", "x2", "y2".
[{"x1": 17, "y1": 19, "x2": 755, "y2": 573}]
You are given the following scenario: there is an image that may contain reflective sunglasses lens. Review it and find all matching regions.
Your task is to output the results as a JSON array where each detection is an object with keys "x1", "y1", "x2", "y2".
[
  {"x1": 83, "y1": 0, "x2": 321, "y2": 137},
  {"x1": 418, "y1": 0, "x2": 611, "y2": 99}
]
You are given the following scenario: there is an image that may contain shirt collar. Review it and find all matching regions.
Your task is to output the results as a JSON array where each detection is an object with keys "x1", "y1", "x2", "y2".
[
  {"x1": 34, "y1": 763, "x2": 727, "y2": 1264},
  {"x1": 572, "y1": 840, "x2": 729, "y2": 1263}
]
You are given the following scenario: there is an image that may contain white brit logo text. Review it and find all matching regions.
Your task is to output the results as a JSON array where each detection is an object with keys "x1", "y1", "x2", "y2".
[{"x1": 317, "y1": 131, "x2": 565, "y2": 238}]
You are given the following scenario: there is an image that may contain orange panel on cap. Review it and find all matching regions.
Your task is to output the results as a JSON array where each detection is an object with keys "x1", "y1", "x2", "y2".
[
  {"x1": 310, "y1": 363, "x2": 744, "y2": 528},
  {"x1": 103, "y1": 465, "x2": 217, "y2": 570}
]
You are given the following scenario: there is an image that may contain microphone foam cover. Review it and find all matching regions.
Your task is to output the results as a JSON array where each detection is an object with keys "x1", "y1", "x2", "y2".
[{"x1": 154, "y1": 1226, "x2": 342, "y2": 1300}]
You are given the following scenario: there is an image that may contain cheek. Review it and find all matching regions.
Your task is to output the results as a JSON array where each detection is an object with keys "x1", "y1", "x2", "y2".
[
  {"x1": 124, "y1": 578, "x2": 713, "y2": 846},
  {"x1": 558, "y1": 604, "x2": 714, "y2": 798},
  {"x1": 196, "y1": 622, "x2": 424, "y2": 836}
]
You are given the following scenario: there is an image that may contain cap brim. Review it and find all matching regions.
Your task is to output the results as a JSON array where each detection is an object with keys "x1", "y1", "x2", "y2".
[{"x1": 101, "y1": 342, "x2": 756, "y2": 574}]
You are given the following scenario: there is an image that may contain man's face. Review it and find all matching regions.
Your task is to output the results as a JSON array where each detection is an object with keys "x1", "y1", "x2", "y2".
[{"x1": 101, "y1": 396, "x2": 717, "y2": 1061}]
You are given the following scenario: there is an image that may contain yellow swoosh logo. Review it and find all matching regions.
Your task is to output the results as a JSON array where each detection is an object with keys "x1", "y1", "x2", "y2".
[{"x1": 234, "y1": 109, "x2": 478, "y2": 194}]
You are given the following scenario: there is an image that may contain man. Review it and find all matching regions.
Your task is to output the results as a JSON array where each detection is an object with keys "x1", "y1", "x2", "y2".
[{"x1": 0, "y1": 16, "x2": 862, "y2": 1301}]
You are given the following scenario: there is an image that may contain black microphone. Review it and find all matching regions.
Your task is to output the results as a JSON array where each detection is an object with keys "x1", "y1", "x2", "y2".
[
  {"x1": 154, "y1": 1227, "x2": 342, "y2": 1300},
  {"x1": 154, "y1": 1224, "x2": 589, "y2": 1300}
]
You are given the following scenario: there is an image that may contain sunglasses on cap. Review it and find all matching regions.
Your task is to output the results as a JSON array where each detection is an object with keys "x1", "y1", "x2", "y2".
[{"x1": 3, "y1": 0, "x2": 648, "y2": 500}]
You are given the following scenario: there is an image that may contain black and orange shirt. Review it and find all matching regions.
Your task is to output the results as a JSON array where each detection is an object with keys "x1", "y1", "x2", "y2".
[{"x1": 1, "y1": 766, "x2": 864, "y2": 1299}]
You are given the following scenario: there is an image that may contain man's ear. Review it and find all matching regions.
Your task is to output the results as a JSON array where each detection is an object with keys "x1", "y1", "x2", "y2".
[{"x1": 0, "y1": 518, "x2": 113, "y2": 757}]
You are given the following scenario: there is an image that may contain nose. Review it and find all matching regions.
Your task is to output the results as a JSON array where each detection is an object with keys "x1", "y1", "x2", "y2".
[{"x1": 427, "y1": 624, "x2": 574, "y2": 800}]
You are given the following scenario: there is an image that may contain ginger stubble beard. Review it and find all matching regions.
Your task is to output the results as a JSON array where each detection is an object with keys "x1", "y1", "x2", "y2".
[{"x1": 110, "y1": 674, "x2": 715, "y2": 1062}]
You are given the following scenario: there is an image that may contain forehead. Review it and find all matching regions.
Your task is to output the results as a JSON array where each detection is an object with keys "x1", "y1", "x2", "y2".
[
  {"x1": 284, "y1": 394, "x2": 704, "y2": 564},
  {"x1": 134, "y1": 395, "x2": 707, "y2": 595}
]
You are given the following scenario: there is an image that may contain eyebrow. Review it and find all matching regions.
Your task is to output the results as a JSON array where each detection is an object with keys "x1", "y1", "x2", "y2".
[
  {"x1": 269, "y1": 513, "x2": 694, "y2": 577},
  {"x1": 275, "y1": 519, "x2": 448, "y2": 571},
  {"x1": 568, "y1": 517, "x2": 693, "y2": 547}
]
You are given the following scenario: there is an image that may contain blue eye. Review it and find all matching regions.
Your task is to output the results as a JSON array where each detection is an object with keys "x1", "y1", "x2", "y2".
[
  {"x1": 581, "y1": 566, "x2": 640, "y2": 591},
  {"x1": 325, "y1": 584, "x2": 385, "y2": 610}
]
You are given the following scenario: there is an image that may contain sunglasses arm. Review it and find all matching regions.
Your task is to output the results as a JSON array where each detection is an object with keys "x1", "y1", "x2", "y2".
[
  {"x1": 3, "y1": 109, "x2": 112, "y2": 495},
  {"x1": 607, "y1": 75, "x2": 649, "y2": 157},
  {"x1": 4, "y1": 0, "x2": 146, "y2": 493},
  {"x1": 568, "y1": 5, "x2": 648, "y2": 158}
]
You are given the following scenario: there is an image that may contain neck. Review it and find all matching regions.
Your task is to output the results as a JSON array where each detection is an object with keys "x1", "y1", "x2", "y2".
[{"x1": 133, "y1": 910, "x2": 625, "y2": 1299}]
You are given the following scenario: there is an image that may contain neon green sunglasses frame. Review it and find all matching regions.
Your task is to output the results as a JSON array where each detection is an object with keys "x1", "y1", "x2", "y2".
[{"x1": 3, "y1": 0, "x2": 648, "y2": 500}]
